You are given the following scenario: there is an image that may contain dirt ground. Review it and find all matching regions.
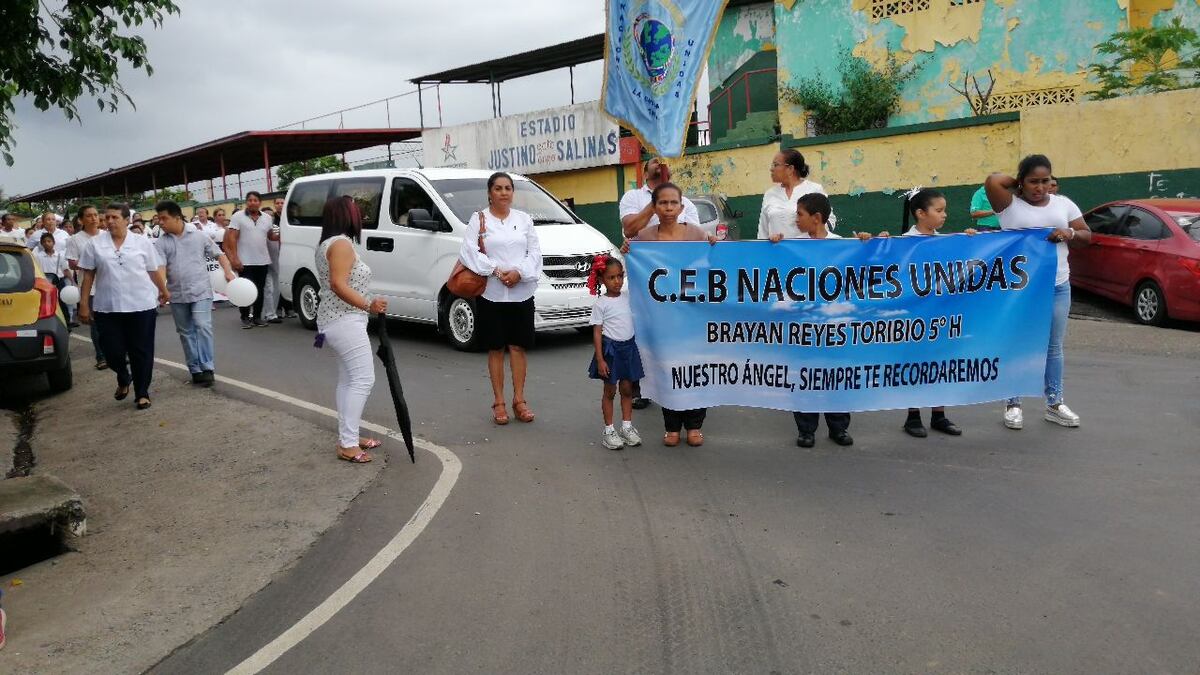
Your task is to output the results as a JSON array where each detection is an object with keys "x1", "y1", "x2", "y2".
[{"x1": 0, "y1": 350, "x2": 383, "y2": 674}]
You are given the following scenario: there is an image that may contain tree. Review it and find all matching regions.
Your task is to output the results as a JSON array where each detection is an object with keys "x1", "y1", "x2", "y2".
[
  {"x1": 782, "y1": 52, "x2": 924, "y2": 135},
  {"x1": 0, "y1": 1, "x2": 180, "y2": 166},
  {"x1": 276, "y1": 156, "x2": 350, "y2": 191},
  {"x1": 1089, "y1": 17, "x2": 1200, "y2": 100}
]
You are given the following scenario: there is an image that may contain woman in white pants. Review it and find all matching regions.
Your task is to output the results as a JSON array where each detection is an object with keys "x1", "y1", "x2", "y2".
[{"x1": 315, "y1": 196, "x2": 388, "y2": 463}]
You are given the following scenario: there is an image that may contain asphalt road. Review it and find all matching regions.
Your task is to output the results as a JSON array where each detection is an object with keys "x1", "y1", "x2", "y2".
[{"x1": 132, "y1": 301, "x2": 1200, "y2": 675}]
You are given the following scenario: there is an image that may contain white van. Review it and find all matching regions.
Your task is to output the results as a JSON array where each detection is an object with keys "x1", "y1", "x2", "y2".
[{"x1": 279, "y1": 168, "x2": 617, "y2": 350}]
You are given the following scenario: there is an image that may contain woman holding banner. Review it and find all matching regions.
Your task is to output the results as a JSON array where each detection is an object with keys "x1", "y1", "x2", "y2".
[
  {"x1": 985, "y1": 154, "x2": 1091, "y2": 430},
  {"x1": 758, "y1": 149, "x2": 834, "y2": 241},
  {"x1": 633, "y1": 183, "x2": 717, "y2": 446}
]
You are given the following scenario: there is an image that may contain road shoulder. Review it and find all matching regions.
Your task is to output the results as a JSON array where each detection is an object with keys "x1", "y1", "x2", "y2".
[{"x1": 0, "y1": 350, "x2": 383, "y2": 674}]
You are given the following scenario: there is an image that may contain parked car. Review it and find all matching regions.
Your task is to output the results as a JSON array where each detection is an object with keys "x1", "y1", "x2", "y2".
[
  {"x1": 0, "y1": 236, "x2": 73, "y2": 391},
  {"x1": 688, "y1": 193, "x2": 743, "y2": 240},
  {"x1": 279, "y1": 168, "x2": 619, "y2": 350},
  {"x1": 1069, "y1": 199, "x2": 1200, "y2": 325}
]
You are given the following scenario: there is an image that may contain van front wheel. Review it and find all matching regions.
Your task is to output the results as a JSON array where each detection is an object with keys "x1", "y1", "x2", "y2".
[
  {"x1": 439, "y1": 295, "x2": 481, "y2": 351},
  {"x1": 295, "y1": 272, "x2": 320, "y2": 330}
]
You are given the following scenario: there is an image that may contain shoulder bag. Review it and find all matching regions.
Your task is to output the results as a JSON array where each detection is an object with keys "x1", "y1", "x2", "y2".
[{"x1": 447, "y1": 211, "x2": 489, "y2": 297}]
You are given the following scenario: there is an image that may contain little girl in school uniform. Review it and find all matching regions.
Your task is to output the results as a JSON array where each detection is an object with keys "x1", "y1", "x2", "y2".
[
  {"x1": 587, "y1": 254, "x2": 644, "y2": 450},
  {"x1": 894, "y1": 188, "x2": 976, "y2": 437}
]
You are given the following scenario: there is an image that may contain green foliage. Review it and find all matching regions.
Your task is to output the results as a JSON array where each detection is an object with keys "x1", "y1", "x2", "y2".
[
  {"x1": 133, "y1": 188, "x2": 190, "y2": 210},
  {"x1": 782, "y1": 52, "x2": 923, "y2": 135},
  {"x1": 0, "y1": 1, "x2": 180, "y2": 166},
  {"x1": 1089, "y1": 17, "x2": 1200, "y2": 101},
  {"x1": 276, "y1": 156, "x2": 350, "y2": 191}
]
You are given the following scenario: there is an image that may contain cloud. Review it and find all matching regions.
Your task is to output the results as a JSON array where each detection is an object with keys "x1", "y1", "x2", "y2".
[
  {"x1": 2, "y1": 1, "x2": 608, "y2": 196},
  {"x1": 817, "y1": 302, "x2": 856, "y2": 316}
]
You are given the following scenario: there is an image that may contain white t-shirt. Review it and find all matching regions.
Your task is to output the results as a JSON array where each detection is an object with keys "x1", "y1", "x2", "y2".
[
  {"x1": 757, "y1": 180, "x2": 834, "y2": 239},
  {"x1": 228, "y1": 211, "x2": 274, "y2": 265},
  {"x1": 79, "y1": 231, "x2": 163, "y2": 313},
  {"x1": 33, "y1": 248, "x2": 68, "y2": 277},
  {"x1": 619, "y1": 185, "x2": 701, "y2": 229},
  {"x1": 26, "y1": 227, "x2": 69, "y2": 251},
  {"x1": 67, "y1": 230, "x2": 101, "y2": 295},
  {"x1": 589, "y1": 291, "x2": 634, "y2": 341},
  {"x1": 998, "y1": 194, "x2": 1081, "y2": 286}
]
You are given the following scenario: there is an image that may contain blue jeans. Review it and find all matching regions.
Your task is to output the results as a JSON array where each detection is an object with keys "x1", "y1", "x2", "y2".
[
  {"x1": 170, "y1": 298, "x2": 215, "y2": 374},
  {"x1": 1009, "y1": 281, "x2": 1070, "y2": 407}
]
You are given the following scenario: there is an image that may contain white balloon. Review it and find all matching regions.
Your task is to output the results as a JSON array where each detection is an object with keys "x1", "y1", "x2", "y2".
[
  {"x1": 209, "y1": 268, "x2": 228, "y2": 292},
  {"x1": 225, "y1": 277, "x2": 258, "y2": 308},
  {"x1": 60, "y1": 285, "x2": 81, "y2": 305}
]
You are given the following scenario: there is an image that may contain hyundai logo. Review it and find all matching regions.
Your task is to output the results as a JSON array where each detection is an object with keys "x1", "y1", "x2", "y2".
[{"x1": 573, "y1": 261, "x2": 591, "y2": 274}]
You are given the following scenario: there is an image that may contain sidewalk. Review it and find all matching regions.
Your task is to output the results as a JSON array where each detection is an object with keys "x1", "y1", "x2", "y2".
[{"x1": 0, "y1": 349, "x2": 384, "y2": 674}]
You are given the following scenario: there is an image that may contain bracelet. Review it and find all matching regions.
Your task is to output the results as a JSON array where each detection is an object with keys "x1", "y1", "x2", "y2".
[{"x1": 1067, "y1": 228, "x2": 1076, "y2": 240}]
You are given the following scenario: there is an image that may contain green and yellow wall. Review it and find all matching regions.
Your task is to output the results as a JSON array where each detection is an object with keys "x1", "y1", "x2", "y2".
[{"x1": 534, "y1": 0, "x2": 1199, "y2": 243}]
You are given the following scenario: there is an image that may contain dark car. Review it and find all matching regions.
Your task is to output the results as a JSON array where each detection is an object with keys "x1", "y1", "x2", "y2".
[
  {"x1": 1069, "y1": 199, "x2": 1200, "y2": 325},
  {"x1": 0, "y1": 238, "x2": 73, "y2": 391}
]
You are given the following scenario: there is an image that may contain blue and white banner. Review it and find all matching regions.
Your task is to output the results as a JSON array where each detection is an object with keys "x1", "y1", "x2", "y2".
[
  {"x1": 602, "y1": 0, "x2": 729, "y2": 157},
  {"x1": 626, "y1": 231, "x2": 1058, "y2": 412}
]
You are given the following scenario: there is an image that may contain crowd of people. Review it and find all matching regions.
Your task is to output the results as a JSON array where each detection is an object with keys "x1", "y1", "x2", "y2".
[
  {"x1": 441, "y1": 152, "x2": 1092, "y2": 455},
  {"x1": 2, "y1": 151, "x2": 1091, "y2": 464}
]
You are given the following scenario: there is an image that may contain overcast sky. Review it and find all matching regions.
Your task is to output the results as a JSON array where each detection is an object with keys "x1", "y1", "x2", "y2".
[{"x1": 1, "y1": 1, "x2": 627, "y2": 198}]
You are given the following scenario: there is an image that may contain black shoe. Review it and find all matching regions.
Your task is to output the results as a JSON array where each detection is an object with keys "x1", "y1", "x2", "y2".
[
  {"x1": 201, "y1": 370, "x2": 215, "y2": 388},
  {"x1": 267, "y1": 316, "x2": 283, "y2": 324},
  {"x1": 796, "y1": 432, "x2": 815, "y2": 448},
  {"x1": 191, "y1": 372, "x2": 204, "y2": 385},
  {"x1": 136, "y1": 397, "x2": 152, "y2": 410},
  {"x1": 241, "y1": 318, "x2": 253, "y2": 329},
  {"x1": 631, "y1": 397, "x2": 651, "y2": 410},
  {"x1": 930, "y1": 417, "x2": 962, "y2": 436},
  {"x1": 253, "y1": 318, "x2": 268, "y2": 327},
  {"x1": 903, "y1": 418, "x2": 928, "y2": 438},
  {"x1": 829, "y1": 430, "x2": 854, "y2": 446}
]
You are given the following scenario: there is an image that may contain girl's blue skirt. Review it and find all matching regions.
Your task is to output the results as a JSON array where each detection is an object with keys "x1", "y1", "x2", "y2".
[{"x1": 588, "y1": 336, "x2": 645, "y2": 384}]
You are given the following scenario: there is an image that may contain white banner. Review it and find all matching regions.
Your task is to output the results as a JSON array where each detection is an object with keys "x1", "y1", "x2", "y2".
[{"x1": 422, "y1": 101, "x2": 621, "y2": 174}]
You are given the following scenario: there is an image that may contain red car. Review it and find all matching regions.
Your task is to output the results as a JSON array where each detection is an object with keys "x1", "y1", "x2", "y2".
[{"x1": 1069, "y1": 199, "x2": 1200, "y2": 325}]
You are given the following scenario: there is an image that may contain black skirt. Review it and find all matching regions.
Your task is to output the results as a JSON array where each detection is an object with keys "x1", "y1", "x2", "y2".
[{"x1": 476, "y1": 296, "x2": 535, "y2": 350}]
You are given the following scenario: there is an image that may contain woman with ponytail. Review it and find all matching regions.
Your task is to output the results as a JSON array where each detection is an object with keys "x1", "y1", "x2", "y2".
[{"x1": 985, "y1": 154, "x2": 1091, "y2": 430}]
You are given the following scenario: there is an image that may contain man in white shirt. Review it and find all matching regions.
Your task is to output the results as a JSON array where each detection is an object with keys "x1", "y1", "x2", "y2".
[
  {"x1": 619, "y1": 158, "x2": 700, "y2": 240},
  {"x1": 26, "y1": 211, "x2": 69, "y2": 251},
  {"x1": 260, "y1": 198, "x2": 295, "y2": 322},
  {"x1": 225, "y1": 191, "x2": 278, "y2": 328},
  {"x1": 618, "y1": 157, "x2": 700, "y2": 410}
]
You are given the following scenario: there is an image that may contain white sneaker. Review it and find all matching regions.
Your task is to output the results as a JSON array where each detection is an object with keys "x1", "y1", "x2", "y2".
[
  {"x1": 620, "y1": 426, "x2": 642, "y2": 447},
  {"x1": 1045, "y1": 403, "x2": 1081, "y2": 427},
  {"x1": 602, "y1": 428, "x2": 625, "y2": 450},
  {"x1": 1003, "y1": 405, "x2": 1024, "y2": 430}
]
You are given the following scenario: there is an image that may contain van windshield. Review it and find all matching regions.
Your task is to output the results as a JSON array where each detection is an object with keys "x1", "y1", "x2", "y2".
[{"x1": 431, "y1": 178, "x2": 579, "y2": 226}]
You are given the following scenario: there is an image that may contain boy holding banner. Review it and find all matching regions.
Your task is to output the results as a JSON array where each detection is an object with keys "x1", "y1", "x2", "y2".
[{"x1": 785, "y1": 194, "x2": 853, "y2": 448}]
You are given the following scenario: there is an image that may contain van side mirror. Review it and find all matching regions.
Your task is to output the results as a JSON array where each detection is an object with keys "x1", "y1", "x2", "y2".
[{"x1": 407, "y1": 208, "x2": 444, "y2": 232}]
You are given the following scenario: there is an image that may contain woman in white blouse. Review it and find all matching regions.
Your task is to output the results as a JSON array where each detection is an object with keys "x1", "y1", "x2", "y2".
[
  {"x1": 79, "y1": 202, "x2": 170, "y2": 410},
  {"x1": 459, "y1": 172, "x2": 544, "y2": 425},
  {"x1": 758, "y1": 149, "x2": 833, "y2": 241}
]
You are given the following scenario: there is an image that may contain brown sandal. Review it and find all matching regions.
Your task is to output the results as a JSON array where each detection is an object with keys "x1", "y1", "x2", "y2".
[
  {"x1": 512, "y1": 400, "x2": 535, "y2": 423},
  {"x1": 663, "y1": 432, "x2": 681, "y2": 447},
  {"x1": 686, "y1": 430, "x2": 704, "y2": 447},
  {"x1": 338, "y1": 448, "x2": 373, "y2": 463},
  {"x1": 492, "y1": 402, "x2": 510, "y2": 425}
]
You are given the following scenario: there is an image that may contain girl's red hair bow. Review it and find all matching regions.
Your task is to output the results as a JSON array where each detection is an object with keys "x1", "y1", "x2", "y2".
[{"x1": 586, "y1": 254, "x2": 609, "y2": 295}]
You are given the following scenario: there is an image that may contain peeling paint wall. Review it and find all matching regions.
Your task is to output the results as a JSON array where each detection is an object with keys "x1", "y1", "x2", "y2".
[
  {"x1": 1021, "y1": 87, "x2": 1200, "y2": 178},
  {"x1": 708, "y1": 2, "x2": 776, "y2": 89},
  {"x1": 771, "y1": 0, "x2": 1131, "y2": 133}
]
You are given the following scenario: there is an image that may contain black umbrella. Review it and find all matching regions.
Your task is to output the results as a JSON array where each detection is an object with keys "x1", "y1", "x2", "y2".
[{"x1": 374, "y1": 313, "x2": 415, "y2": 463}]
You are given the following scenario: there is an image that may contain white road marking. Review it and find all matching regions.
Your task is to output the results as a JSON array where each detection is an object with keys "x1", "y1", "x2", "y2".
[{"x1": 70, "y1": 333, "x2": 463, "y2": 673}]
